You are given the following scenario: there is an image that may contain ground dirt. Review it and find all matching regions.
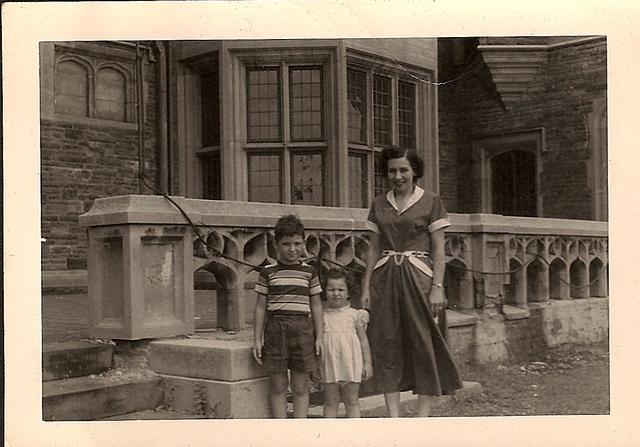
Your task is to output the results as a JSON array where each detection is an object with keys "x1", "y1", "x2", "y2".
[{"x1": 410, "y1": 341, "x2": 610, "y2": 417}]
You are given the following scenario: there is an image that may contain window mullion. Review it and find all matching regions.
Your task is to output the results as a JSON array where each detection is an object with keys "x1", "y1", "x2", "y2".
[
  {"x1": 391, "y1": 76, "x2": 398, "y2": 147},
  {"x1": 282, "y1": 63, "x2": 291, "y2": 203},
  {"x1": 88, "y1": 71, "x2": 96, "y2": 118}
]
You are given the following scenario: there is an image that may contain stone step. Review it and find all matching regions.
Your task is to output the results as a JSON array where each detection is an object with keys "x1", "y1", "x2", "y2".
[
  {"x1": 43, "y1": 341, "x2": 113, "y2": 381},
  {"x1": 101, "y1": 408, "x2": 209, "y2": 420},
  {"x1": 158, "y1": 374, "x2": 271, "y2": 419},
  {"x1": 149, "y1": 338, "x2": 265, "y2": 381},
  {"x1": 307, "y1": 381, "x2": 482, "y2": 418},
  {"x1": 43, "y1": 374, "x2": 163, "y2": 421}
]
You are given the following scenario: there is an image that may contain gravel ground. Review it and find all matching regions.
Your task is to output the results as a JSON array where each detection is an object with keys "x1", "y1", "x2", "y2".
[{"x1": 409, "y1": 342, "x2": 610, "y2": 417}]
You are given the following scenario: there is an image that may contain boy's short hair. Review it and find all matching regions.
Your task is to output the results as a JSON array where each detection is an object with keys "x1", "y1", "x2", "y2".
[
  {"x1": 324, "y1": 269, "x2": 352, "y2": 297},
  {"x1": 274, "y1": 214, "x2": 305, "y2": 241}
]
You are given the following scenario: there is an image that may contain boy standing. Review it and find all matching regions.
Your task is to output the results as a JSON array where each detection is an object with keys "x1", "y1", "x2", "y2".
[{"x1": 253, "y1": 214, "x2": 324, "y2": 418}]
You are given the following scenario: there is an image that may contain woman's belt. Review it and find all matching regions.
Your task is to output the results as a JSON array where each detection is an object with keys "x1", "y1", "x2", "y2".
[{"x1": 375, "y1": 250, "x2": 433, "y2": 277}]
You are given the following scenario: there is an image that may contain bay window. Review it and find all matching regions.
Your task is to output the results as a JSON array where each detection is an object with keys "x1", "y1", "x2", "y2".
[
  {"x1": 347, "y1": 65, "x2": 419, "y2": 208},
  {"x1": 245, "y1": 64, "x2": 326, "y2": 205}
]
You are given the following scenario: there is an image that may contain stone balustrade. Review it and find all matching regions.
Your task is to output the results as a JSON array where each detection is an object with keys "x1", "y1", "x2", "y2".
[{"x1": 80, "y1": 195, "x2": 608, "y2": 339}]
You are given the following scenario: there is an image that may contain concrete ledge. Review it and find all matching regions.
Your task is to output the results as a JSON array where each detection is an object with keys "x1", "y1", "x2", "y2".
[
  {"x1": 447, "y1": 310, "x2": 478, "y2": 327},
  {"x1": 307, "y1": 381, "x2": 482, "y2": 418},
  {"x1": 150, "y1": 338, "x2": 267, "y2": 381},
  {"x1": 79, "y1": 195, "x2": 607, "y2": 237},
  {"x1": 503, "y1": 305, "x2": 531, "y2": 320},
  {"x1": 43, "y1": 341, "x2": 113, "y2": 381},
  {"x1": 43, "y1": 376, "x2": 163, "y2": 421},
  {"x1": 160, "y1": 375, "x2": 271, "y2": 419}
]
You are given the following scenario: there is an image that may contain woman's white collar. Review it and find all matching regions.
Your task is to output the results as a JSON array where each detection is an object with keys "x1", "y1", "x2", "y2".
[{"x1": 386, "y1": 186, "x2": 424, "y2": 214}]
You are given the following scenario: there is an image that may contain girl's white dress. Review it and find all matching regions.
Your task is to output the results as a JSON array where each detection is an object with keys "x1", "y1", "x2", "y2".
[{"x1": 321, "y1": 305, "x2": 369, "y2": 384}]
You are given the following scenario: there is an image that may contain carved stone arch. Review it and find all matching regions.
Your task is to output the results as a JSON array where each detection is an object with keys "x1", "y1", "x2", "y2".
[
  {"x1": 53, "y1": 54, "x2": 94, "y2": 117},
  {"x1": 549, "y1": 257, "x2": 569, "y2": 300},
  {"x1": 195, "y1": 257, "x2": 245, "y2": 331},
  {"x1": 569, "y1": 259, "x2": 588, "y2": 298},
  {"x1": 589, "y1": 257, "x2": 608, "y2": 298},
  {"x1": 94, "y1": 62, "x2": 135, "y2": 122},
  {"x1": 55, "y1": 53, "x2": 95, "y2": 73}
]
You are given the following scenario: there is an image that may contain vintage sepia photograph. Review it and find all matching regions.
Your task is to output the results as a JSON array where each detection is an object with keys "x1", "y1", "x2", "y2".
[
  {"x1": 40, "y1": 36, "x2": 608, "y2": 420},
  {"x1": 6, "y1": 1, "x2": 639, "y2": 446}
]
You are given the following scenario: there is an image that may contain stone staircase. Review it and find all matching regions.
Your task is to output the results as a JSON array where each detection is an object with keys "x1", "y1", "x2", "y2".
[
  {"x1": 42, "y1": 340, "x2": 164, "y2": 421},
  {"x1": 43, "y1": 335, "x2": 482, "y2": 420}
]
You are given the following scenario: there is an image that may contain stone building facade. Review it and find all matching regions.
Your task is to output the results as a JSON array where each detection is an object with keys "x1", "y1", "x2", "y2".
[
  {"x1": 438, "y1": 36, "x2": 607, "y2": 220},
  {"x1": 40, "y1": 37, "x2": 607, "y2": 277}
]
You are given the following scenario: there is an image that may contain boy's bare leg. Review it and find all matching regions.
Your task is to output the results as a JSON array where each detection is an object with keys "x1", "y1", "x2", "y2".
[
  {"x1": 269, "y1": 372, "x2": 289, "y2": 418},
  {"x1": 322, "y1": 383, "x2": 340, "y2": 418},
  {"x1": 342, "y1": 382, "x2": 361, "y2": 418},
  {"x1": 384, "y1": 392, "x2": 401, "y2": 417},
  {"x1": 290, "y1": 372, "x2": 310, "y2": 418}
]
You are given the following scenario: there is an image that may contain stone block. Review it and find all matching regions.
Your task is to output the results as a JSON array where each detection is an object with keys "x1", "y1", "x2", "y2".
[
  {"x1": 150, "y1": 339, "x2": 266, "y2": 381},
  {"x1": 43, "y1": 376, "x2": 163, "y2": 421},
  {"x1": 161, "y1": 375, "x2": 271, "y2": 419},
  {"x1": 43, "y1": 341, "x2": 113, "y2": 381},
  {"x1": 502, "y1": 305, "x2": 531, "y2": 320}
]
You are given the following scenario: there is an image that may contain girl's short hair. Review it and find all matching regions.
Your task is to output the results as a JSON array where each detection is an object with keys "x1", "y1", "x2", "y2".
[
  {"x1": 274, "y1": 214, "x2": 305, "y2": 241},
  {"x1": 324, "y1": 269, "x2": 352, "y2": 296},
  {"x1": 379, "y1": 146, "x2": 425, "y2": 180}
]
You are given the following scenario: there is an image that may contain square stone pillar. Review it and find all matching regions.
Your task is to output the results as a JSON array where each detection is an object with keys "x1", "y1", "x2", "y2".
[{"x1": 86, "y1": 223, "x2": 194, "y2": 339}]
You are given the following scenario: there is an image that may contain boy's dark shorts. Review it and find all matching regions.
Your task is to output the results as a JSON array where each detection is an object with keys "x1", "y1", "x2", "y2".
[{"x1": 262, "y1": 312, "x2": 317, "y2": 374}]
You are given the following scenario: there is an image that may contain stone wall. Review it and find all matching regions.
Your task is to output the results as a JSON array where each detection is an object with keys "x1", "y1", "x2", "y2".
[
  {"x1": 438, "y1": 37, "x2": 607, "y2": 219},
  {"x1": 40, "y1": 44, "x2": 159, "y2": 271},
  {"x1": 448, "y1": 298, "x2": 609, "y2": 367}
]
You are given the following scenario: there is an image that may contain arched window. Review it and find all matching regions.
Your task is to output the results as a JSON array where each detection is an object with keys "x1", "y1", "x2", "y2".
[
  {"x1": 96, "y1": 67, "x2": 127, "y2": 122},
  {"x1": 54, "y1": 60, "x2": 89, "y2": 117}
]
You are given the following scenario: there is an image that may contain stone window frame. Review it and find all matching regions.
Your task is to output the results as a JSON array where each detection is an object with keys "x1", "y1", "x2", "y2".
[
  {"x1": 473, "y1": 128, "x2": 545, "y2": 217},
  {"x1": 587, "y1": 97, "x2": 607, "y2": 221},
  {"x1": 346, "y1": 51, "x2": 435, "y2": 206},
  {"x1": 179, "y1": 51, "x2": 222, "y2": 200},
  {"x1": 40, "y1": 42, "x2": 138, "y2": 130},
  {"x1": 234, "y1": 49, "x2": 334, "y2": 206}
]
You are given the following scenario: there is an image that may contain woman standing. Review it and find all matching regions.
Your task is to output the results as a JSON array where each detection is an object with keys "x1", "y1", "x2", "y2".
[{"x1": 362, "y1": 146, "x2": 463, "y2": 417}]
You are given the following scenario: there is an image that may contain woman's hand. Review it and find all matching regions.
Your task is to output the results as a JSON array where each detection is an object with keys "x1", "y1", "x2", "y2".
[
  {"x1": 315, "y1": 338, "x2": 323, "y2": 357},
  {"x1": 253, "y1": 337, "x2": 263, "y2": 365},
  {"x1": 361, "y1": 288, "x2": 371, "y2": 310},
  {"x1": 428, "y1": 286, "x2": 447, "y2": 316},
  {"x1": 362, "y1": 362, "x2": 374, "y2": 381}
]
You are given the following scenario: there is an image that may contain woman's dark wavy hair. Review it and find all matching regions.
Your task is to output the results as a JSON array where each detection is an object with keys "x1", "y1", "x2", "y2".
[
  {"x1": 324, "y1": 269, "x2": 352, "y2": 298},
  {"x1": 274, "y1": 214, "x2": 305, "y2": 241},
  {"x1": 379, "y1": 146, "x2": 424, "y2": 180}
]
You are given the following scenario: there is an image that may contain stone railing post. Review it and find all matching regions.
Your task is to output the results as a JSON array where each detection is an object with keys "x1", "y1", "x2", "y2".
[{"x1": 80, "y1": 195, "x2": 197, "y2": 340}]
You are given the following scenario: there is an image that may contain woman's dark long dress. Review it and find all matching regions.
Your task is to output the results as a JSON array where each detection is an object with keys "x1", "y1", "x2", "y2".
[{"x1": 366, "y1": 187, "x2": 463, "y2": 396}]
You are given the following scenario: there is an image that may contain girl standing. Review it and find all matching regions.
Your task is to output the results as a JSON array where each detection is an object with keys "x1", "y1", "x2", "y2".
[
  {"x1": 362, "y1": 146, "x2": 463, "y2": 417},
  {"x1": 321, "y1": 270, "x2": 373, "y2": 418}
]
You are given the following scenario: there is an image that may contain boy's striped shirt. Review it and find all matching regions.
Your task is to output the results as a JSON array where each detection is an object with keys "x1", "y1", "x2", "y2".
[{"x1": 255, "y1": 261, "x2": 322, "y2": 313}]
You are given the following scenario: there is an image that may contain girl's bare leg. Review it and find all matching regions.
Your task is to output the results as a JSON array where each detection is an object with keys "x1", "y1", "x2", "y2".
[
  {"x1": 417, "y1": 394, "x2": 433, "y2": 417},
  {"x1": 322, "y1": 383, "x2": 341, "y2": 418},
  {"x1": 269, "y1": 373, "x2": 289, "y2": 418},
  {"x1": 342, "y1": 382, "x2": 361, "y2": 418},
  {"x1": 384, "y1": 392, "x2": 401, "y2": 417},
  {"x1": 290, "y1": 372, "x2": 310, "y2": 418}
]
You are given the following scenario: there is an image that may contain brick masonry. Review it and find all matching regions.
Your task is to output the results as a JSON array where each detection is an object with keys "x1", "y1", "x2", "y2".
[
  {"x1": 438, "y1": 37, "x2": 607, "y2": 218},
  {"x1": 41, "y1": 55, "x2": 159, "y2": 271}
]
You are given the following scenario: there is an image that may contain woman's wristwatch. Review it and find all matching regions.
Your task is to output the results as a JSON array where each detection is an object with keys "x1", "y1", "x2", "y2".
[{"x1": 432, "y1": 283, "x2": 443, "y2": 288}]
